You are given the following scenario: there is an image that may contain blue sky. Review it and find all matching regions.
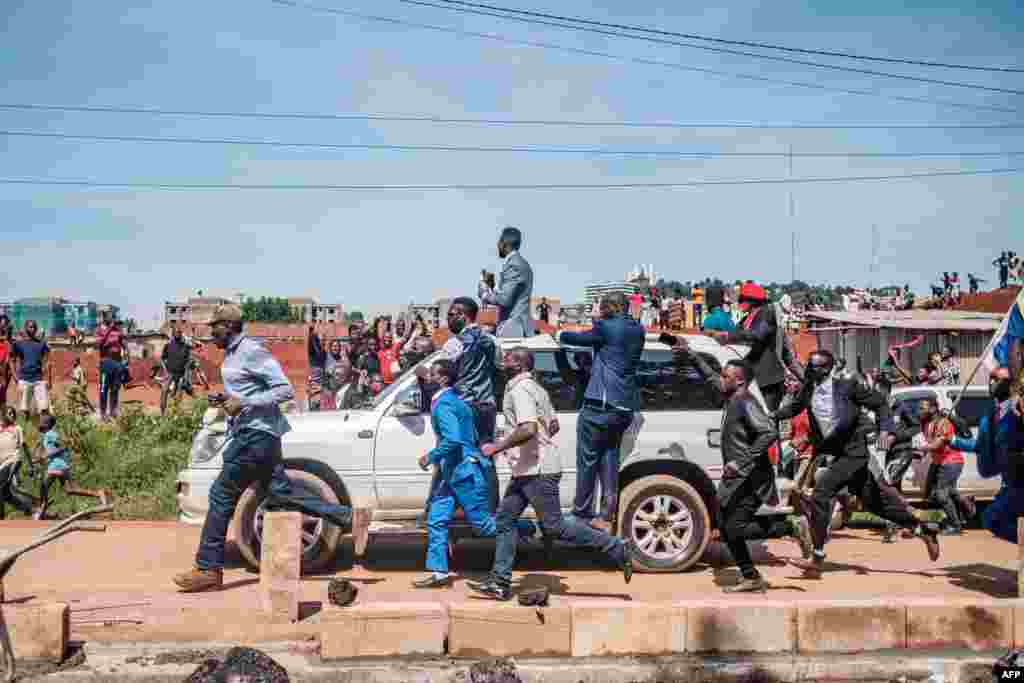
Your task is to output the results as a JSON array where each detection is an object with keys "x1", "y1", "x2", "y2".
[{"x1": 1, "y1": 0, "x2": 1022, "y2": 327}]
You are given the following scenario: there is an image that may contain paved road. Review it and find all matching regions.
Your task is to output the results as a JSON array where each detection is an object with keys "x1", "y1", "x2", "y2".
[{"x1": 3, "y1": 520, "x2": 1015, "y2": 628}]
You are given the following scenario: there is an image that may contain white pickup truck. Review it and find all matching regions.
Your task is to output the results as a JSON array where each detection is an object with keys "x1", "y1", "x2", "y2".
[{"x1": 178, "y1": 333, "x2": 822, "y2": 574}]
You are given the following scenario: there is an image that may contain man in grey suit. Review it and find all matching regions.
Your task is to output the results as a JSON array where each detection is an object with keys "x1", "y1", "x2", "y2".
[{"x1": 479, "y1": 227, "x2": 534, "y2": 338}]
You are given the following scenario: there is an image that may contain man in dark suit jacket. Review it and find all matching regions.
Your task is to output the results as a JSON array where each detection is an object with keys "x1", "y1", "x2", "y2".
[
  {"x1": 707, "y1": 282, "x2": 802, "y2": 411},
  {"x1": 556, "y1": 292, "x2": 644, "y2": 533},
  {"x1": 676, "y1": 342, "x2": 813, "y2": 593},
  {"x1": 479, "y1": 226, "x2": 534, "y2": 338},
  {"x1": 775, "y1": 349, "x2": 940, "y2": 576}
]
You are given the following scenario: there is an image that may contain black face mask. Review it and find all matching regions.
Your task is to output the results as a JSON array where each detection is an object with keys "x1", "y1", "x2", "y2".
[
  {"x1": 991, "y1": 379, "x2": 1012, "y2": 402},
  {"x1": 449, "y1": 317, "x2": 466, "y2": 334},
  {"x1": 806, "y1": 363, "x2": 832, "y2": 384}
]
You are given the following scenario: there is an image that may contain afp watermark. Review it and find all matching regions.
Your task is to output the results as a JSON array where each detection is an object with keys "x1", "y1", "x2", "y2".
[{"x1": 994, "y1": 651, "x2": 1024, "y2": 681}]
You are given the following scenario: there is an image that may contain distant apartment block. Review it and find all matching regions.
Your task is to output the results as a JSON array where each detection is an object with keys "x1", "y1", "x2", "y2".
[
  {"x1": 165, "y1": 295, "x2": 342, "y2": 328},
  {"x1": 287, "y1": 297, "x2": 343, "y2": 324},
  {"x1": 2, "y1": 297, "x2": 119, "y2": 336}
]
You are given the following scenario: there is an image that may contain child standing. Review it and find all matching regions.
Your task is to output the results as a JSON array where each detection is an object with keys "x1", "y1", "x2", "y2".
[
  {"x1": 0, "y1": 407, "x2": 35, "y2": 518},
  {"x1": 34, "y1": 413, "x2": 110, "y2": 520}
]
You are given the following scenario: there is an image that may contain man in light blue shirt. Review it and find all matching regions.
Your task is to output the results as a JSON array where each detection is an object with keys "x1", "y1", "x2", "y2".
[{"x1": 174, "y1": 304, "x2": 352, "y2": 593}]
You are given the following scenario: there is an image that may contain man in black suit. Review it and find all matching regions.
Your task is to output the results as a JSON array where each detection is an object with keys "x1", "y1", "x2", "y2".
[
  {"x1": 556, "y1": 292, "x2": 645, "y2": 533},
  {"x1": 676, "y1": 342, "x2": 813, "y2": 593},
  {"x1": 774, "y1": 349, "x2": 940, "y2": 576},
  {"x1": 706, "y1": 282, "x2": 802, "y2": 411}
]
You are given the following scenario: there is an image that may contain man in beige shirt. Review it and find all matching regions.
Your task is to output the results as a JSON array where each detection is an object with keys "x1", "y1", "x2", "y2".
[{"x1": 468, "y1": 347, "x2": 632, "y2": 601}]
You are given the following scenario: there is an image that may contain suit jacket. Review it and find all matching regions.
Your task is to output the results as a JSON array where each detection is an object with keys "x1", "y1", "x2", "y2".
[
  {"x1": 724, "y1": 304, "x2": 802, "y2": 388},
  {"x1": 558, "y1": 314, "x2": 645, "y2": 412},
  {"x1": 686, "y1": 351, "x2": 778, "y2": 509},
  {"x1": 775, "y1": 370, "x2": 894, "y2": 460},
  {"x1": 953, "y1": 401, "x2": 1024, "y2": 486},
  {"x1": 427, "y1": 389, "x2": 483, "y2": 486},
  {"x1": 480, "y1": 251, "x2": 534, "y2": 337}
]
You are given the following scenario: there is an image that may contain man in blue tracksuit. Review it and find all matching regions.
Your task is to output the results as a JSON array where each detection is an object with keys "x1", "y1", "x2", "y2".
[
  {"x1": 952, "y1": 366, "x2": 1024, "y2": 543},
  {"x1": 414, "y1": 358, "x2": 496, "y2": 588}
]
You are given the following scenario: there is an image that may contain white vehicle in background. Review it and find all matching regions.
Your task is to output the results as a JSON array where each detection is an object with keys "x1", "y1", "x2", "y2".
[{"x1": 178, "y1": 333, "x2": 821, "y2": 574}]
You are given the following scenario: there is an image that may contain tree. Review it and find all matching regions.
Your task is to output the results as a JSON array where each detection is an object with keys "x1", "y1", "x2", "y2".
[{"x1": 240, "y1": 296, "x2": 302, "y2": 322}]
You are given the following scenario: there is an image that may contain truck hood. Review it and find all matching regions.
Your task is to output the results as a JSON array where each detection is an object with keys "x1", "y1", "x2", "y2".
[{"x1": 187, "y1": 409, "x2": 379, "y2": 469}]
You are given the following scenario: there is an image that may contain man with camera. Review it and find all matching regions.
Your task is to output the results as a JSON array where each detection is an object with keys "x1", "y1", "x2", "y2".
[
  {"x1": 173, "y1": 304, "x2": 352, "y2": 593},
  {"x1": 479, "y1": 226, "x2": 534, "y2": 338}
]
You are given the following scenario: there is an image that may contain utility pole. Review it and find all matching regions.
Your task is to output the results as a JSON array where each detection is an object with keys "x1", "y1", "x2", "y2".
[{"x1": 788, "y1": 144, "x2": 796, "y2": 284}]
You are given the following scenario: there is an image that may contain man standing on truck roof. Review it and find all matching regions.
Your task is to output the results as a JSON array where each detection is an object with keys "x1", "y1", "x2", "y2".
[{"x1": 173, "y1": 304, "x2": 352, "y2": 593}]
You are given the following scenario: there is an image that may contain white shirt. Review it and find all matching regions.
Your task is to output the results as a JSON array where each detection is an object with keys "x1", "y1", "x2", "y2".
[
  {"x1": 811, "y1": 377, "x2": 836, "y2": 439},
  {"x1": 502, "y1": 372, "x2": 561, "y2": 477}
]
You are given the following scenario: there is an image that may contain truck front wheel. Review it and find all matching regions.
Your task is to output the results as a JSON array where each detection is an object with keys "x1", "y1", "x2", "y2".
[
  {"x1": 618, "y1": 475, "x2": 711, "y2": 573},
  {"x1": 232, "y1": 459, "x2": 347, "y2": 573}
]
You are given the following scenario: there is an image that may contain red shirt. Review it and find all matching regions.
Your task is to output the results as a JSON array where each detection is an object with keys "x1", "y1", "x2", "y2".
[
  {"x1": 377, "y1": 340, "x2": 403, "y2": 384},
  {"x1": 790, "y1": 411, "x2": 814, "y2": 456},
  {"x1": 98, "y1": 325, "x2": 123, "y2": 355},
  {"x1": 926, "y1": 419, "x2": 964, "y2": 465}
]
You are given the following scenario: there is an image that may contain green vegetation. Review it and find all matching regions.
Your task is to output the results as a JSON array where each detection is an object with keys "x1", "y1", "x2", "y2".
[
  {"x1": 240, "y1": 296, "x2": 303, "y2": 323},
  {"x1": 18, "y1": 398, "x2": 205, "y2": 520}
]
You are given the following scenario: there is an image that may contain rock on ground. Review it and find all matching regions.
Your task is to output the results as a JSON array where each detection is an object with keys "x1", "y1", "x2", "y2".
[{"x1": 184, "y1": 647, "x2": 289, "y2": 683}]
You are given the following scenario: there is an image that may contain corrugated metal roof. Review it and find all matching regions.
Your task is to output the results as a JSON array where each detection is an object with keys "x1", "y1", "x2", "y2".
[{"x1": 806, "y1": 310, "x2": 1002, "y2": 331}]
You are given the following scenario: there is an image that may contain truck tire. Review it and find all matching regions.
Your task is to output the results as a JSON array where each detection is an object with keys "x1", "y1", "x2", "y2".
[
  {"x1": 618, "y1": 474, "x2": 711, "y2": 573},
  {"x1": 233, "y1": 459, "x2": 348, "y2": 574}
]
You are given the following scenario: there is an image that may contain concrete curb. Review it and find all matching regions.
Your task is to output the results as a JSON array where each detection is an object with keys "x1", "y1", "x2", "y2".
[
  {"x1": 72, "y1": 598, "x2": 1024, "y2": 661},
  {"x1": 1, "y1": 602, "x2": 68, "y2": 662}
]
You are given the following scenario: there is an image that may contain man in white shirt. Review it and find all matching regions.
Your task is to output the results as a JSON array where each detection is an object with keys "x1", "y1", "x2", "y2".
[{"x1": 467, "y1": 347, "x2": 632, "y2": 600}]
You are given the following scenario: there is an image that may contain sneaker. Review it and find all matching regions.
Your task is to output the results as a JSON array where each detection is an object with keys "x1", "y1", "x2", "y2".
[
  {"x1": 790, "y1": 555, "x2": 824, "y2": 578},
  {"x1": 621, "y1": 541, "x2": 634, "y2": 584},
  {"x1": 941, "y1": 526, "x2": 962, "y2": 537},
  {"x1": 467, "y1": 577, "x2": 512, "y2": 601},
  {"x1": 173, "y1": 566, "x2": 223, "y2": 593},
  {"x1": 917, "y1": 525, "x2": 941, "y2": 561},
  {"x1": 412, "y1": 573, "x2": 453, "y2": 589},
  {"x1": 789, "y1": 517, "x2": 813, "y2": 560},
  {"x1": 723, "y1": 576, "x2": 768, "y2": 594}
]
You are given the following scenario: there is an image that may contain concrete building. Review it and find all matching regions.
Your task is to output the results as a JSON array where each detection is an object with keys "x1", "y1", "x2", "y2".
[
  {"x1": 287, "y1": 297, "x2": 343, "y2": 324},
  {"x1": 805, "y1": 310, "x2": 1004, "y2": 385},
  {"x1": 559, "y1": 303, "x2": 592, "y2": 325},
  {"x1": 165, "y1": 296, "x2": 235, "y2": 328},
  {"x1": 584, "y1": 281, "x2": 639, "y2": 307}
]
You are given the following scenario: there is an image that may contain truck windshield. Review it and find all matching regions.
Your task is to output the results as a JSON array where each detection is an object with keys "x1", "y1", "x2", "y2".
[{"x1": 357, "y1": 350, "x2": 444, "y2": 410}]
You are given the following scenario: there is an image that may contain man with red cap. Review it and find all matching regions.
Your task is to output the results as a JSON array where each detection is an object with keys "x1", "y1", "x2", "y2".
[{"x1": 706, "y1": 282, "x2": 802, "y2": 411}]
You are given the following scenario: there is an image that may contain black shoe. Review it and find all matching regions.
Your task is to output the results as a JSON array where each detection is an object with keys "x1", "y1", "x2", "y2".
[
  {"x1": 467, "y1": 578, "x2": 512, "y2": 601},
  {"x1": 723, "y1": 576, "x2": 767, "y2": 594},
  {"x1": 412, "y1": 574, "x2": 453, "y2": 589},
  {"x1": 621, "y1": 541, "x2": 634, "y2": 584}
]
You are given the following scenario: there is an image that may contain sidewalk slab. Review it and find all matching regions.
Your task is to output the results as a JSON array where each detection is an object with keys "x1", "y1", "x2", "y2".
[
  {"x1": 449, "y1": 603, "x2": 571, "y2": 657},
  {"x1": 906, "y1": 600, "x2": 1012, "y2": 651},
  {"x1": 686, "y1": 601, "x2": 797, "y2": 653},
  {"x1": 797, "y1": 601, "x2": 906, "y2": 653},
  {"x1": 318, "y1": 603, "x2": 447, "y2": 659},
  {"x1": 1, "y1": 602, "x2": 68, "y2": 662},
  {"x1": 571, "y1": 603, "x2": 683, "y2": 657}
]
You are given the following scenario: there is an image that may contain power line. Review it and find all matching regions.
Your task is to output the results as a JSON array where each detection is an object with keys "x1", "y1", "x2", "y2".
[
  {"x1": 425, "y1": 0, "x2": 1024, "y2": 73},
  {"x1": 392, "y1": 0, "x2": 1024, "y2": 95},
  {"x1": 5, "y1": 129, "x2": 1024, "y2": 159},
  {"x1": 2, "y1": 103, "x2": 1022, "y2": 129},
  {"x1": 1, "y1": 167, "x2": 1019, "y2": 191},
  {"x1": 268, "y1": 1, "x2": 1021, "y2": 115}
]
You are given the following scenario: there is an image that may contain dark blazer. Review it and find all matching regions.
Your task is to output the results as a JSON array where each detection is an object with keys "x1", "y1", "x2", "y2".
[
  {"x1": 558, "y1": 314, "x2": 645, "y2": 412},
  {"x1": 724, "y1": 304, "x2": 801, "y2": 388},
  {"x1": 687, "y1": 351, "x2": 778, "y2": 509},
  {"x1": 775, "y1": 370, "x2": 895, "y2": 460}
]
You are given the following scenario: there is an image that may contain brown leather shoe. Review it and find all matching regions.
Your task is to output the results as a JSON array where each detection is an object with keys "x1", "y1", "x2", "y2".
[
  {"x1": 173, "y1": 566, "x2": 223, "y2": 593},
  {"x1": 589, "y1": 518, "x2": 613, "y2": 534}
]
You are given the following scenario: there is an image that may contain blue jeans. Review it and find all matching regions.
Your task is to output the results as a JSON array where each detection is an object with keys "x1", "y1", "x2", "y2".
[
  {"x1": 984, "y1": 485, "x2": 1024, "y2": 543},
  {"x1": 573, "y1": 405, "x2": 634, "y2": 522},
  {"x1": 99, "y1": 368, "x2": 121, "y2": 418},
  {"x1": 494, "y1": 473, "x2": 624, "y2": 585},
  {"x1": 195, "y1": 429, "x2": 352, "y2": 571},
  {"x1": 426, "y1": 461, "x2": 496, "y2": 573}
]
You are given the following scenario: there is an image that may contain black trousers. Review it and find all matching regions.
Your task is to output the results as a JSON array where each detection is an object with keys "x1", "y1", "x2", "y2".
[
  {"x1": 721, "y1": 477, "x2": 790, "y2": 579},
  {"x1": 924, "y1": 462, "x2": 966, "y2": 529},
  {"x1": 470, "y1": 402, "x2": 499, "y2": 512},
  {"x1": 811, "y1": 455, "x2": 918, "y2": 550}
]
